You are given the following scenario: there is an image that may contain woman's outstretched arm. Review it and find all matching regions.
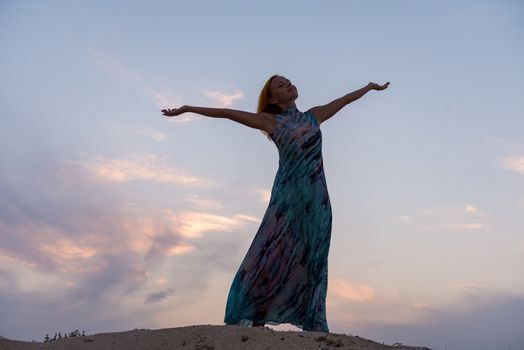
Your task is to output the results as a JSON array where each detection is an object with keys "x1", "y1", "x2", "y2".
[
  {"x1": 307, "y1": 82, "x2": 390, "y2": 125},
  {"x1": 161, "y1": 105, "x2": 272, "y2": 133}
]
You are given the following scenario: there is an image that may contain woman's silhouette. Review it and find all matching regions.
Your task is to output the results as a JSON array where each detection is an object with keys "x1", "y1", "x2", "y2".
[{"x1": 162, "y1": 75, "x2": 390, "y2": 332}]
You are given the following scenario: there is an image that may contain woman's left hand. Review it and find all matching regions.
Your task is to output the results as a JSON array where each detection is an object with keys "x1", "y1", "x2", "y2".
[{"x1": 368, "y1": 82, "x2": 390, "y2": 91}]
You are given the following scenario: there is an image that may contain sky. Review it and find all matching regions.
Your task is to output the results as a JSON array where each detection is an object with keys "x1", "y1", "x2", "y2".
[{"x1": 1, "y1": 0, "x2": 523, "y2": 349}]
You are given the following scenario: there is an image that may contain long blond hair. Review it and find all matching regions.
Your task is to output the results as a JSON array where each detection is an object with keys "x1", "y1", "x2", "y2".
[{"x1": 257, "y1": 75, "x2": 283, "y2": 141}]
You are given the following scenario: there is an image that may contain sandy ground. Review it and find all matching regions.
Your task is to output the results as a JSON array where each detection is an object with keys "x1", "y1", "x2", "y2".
[{"x1": 0, "y1": 324, "x2": 431, "y2": 350}]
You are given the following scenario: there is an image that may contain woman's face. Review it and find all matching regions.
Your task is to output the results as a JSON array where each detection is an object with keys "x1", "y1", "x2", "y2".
[{"x1": 269, "y1": 76, "x2": 298, "y2": 105}]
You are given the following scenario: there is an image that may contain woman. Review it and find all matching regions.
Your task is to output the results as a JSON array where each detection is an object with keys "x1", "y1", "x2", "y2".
[{"x1": 162, "y1": 75, "x2": 390, "y2": 332}]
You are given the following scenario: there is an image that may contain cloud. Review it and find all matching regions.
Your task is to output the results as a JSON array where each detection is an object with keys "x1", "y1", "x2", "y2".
[
  {"x1": 352, "y1": 289, "x2": 524, "y2": 350},
  {"x1": 407, "y1": 204, "x2": 488, "y2": 232},
  {"x1": 449, "y1": 222, "x2": 484, "y2": 230},
  {"x1": 177, "y1": 211, "x2": 258, "y2": 238},
  {"x1": 149, "y1": 87, "x2": 181, "y2": 109},
  {"x1": 184, "y1": 194, "x2": 223, "y2": 210},
  {"x1": 464, "y1": 204, "x2": 478, "y2": 214},
  {"x1": 88, "y1": 49, "x2": 180, "y2": 108},
  {"x1": 501, "y1": 156, "x2": 524, "y2": 175},
  {"x1": 145, "y1": 288, "x2": 176, "y2": 304},
  {"x1": 0, "y1": 157, "x2": 257, "y2": 341},
  {"x1": 416, "y1": 204, "x2": 482, "y2": 218},
  {"x1": 250, "y1": 188, "x2": 271, "y2": 203},
  {"x1": 488, "y1": 137, "x2": 524, "y2": 153},
  {"x1": 330, "y1": 278, "x2": 376, "y2": 302},
  {"x1": 134, "y1": 126, "x2": 167, "y2": 142},
  {"x1": 73, "y1": 154, "x2": 214, "y2": 186},
  {"x1": 326, "y1": 280, "x2": 524, "y2": 349},
  {"x1": 203, "y1": 90, "x2": 244, "y2": 108},
  {"x1": 234, "y1": 214, "x2": 260, "y2": 223}
]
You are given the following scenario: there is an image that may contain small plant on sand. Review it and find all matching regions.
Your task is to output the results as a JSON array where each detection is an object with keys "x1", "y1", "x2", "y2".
[{"x1": 44, "y1": 330, "x2": 86, "y2": 342}]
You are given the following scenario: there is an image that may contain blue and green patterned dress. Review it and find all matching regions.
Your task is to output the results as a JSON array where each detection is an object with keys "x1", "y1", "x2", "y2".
[{"x1": 224, "y1": 106, "x2": 332, "y2": 332}]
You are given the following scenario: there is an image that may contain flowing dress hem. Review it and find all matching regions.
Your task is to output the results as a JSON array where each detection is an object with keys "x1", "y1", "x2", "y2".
[{"x1": 224, "y1": 318, "x2": 329, "y2": 332}]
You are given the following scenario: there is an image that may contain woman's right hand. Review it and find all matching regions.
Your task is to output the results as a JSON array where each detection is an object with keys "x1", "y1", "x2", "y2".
[
  {"x1": 161, "y1": 105, "x2": 189, "y2": 117},
  {"x1": 367, "y1": 82, "x2": 390, "y2": 91}
]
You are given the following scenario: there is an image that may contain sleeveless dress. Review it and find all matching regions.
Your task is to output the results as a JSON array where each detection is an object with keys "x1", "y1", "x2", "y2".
[{"x1": 223, "y1": 106, "x2": 332, "y2": 332}]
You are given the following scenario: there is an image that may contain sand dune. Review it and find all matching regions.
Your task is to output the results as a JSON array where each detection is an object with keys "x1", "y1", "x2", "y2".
[{"x1": 0, "y1": 324, "x2": 430, "y2": 350}]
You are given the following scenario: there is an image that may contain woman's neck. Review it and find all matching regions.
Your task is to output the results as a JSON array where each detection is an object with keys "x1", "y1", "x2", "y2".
[{"x1": 279, "y1": 102, "x2": 297, "y2": 110}]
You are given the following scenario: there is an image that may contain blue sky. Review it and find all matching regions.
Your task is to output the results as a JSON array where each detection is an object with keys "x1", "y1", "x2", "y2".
[{"x1": 1, "y1": 1, "x2": 523, "y2": 349}]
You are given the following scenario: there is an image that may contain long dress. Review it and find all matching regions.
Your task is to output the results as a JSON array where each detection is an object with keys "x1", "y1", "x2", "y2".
[{"x1": 223, "y1": 105, "x2": 332, "y2": 332}]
